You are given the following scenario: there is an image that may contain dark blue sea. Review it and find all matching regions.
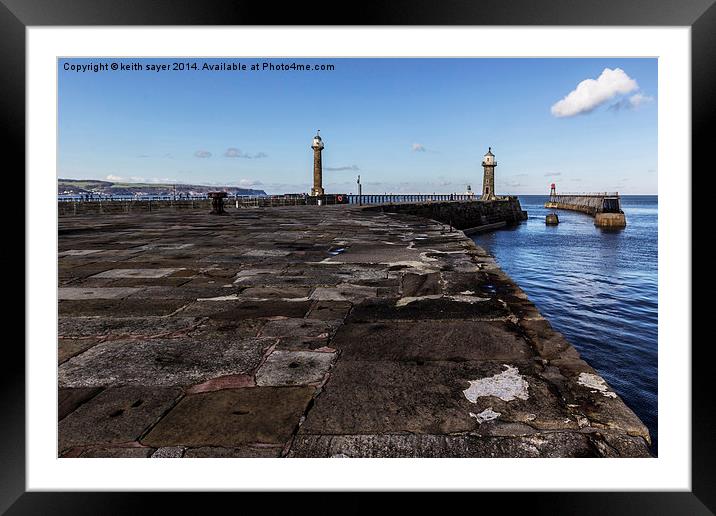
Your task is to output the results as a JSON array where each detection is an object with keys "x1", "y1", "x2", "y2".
[{"x1": 472, "y1": 195, "x2": 658, "y2": 455}]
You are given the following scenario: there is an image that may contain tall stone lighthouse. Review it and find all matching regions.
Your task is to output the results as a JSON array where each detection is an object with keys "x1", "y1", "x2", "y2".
[
  {"x1": 481, "y1": 147, "x2": 497, "y2": 200},
  {"x1": 311, "y1": 130, "x2": 325, "y2": 197}
]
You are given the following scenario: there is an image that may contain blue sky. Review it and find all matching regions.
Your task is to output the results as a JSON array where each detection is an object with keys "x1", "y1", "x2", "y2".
[{"x1": 58, "y1": 58, "x2": 657, "y2": 195}]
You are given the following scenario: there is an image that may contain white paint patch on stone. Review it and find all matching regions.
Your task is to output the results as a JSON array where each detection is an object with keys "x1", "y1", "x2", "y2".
[
  {"x1": 469, "y1": 407, "x2": 501, "y2": 424},
  {"x1": 316, "y1": 258, "x2": 344, "y2": 265},
  {"x1": 463, "y1": 365, "x2": 530, "y2": 403},
  {"x1": 242, "y1": 249, "x2": 290, "y2": 257},
  {"x1": 395, "y1": 295, "x2": 442, "y2": 307},
  {"x1": 58, "y1": 249, "x2": 101, "y2": 257},
  {"x1": 135, "y1": 243, "x2": 194, "y2": 250},
  {"x1": 197, "y1": 294, "x2": 240, "y2": 301},
  {"x1": 381, "y1": 260, "x2": 438, "y2": 273},
  {"x1": 233, "y1": 269, "x2": 281, "y2": 283},
  {"x1": 577, "y1": 372, "x2": 618, "y2": 398},
  {"x1": 91, "y1": 268, "x2": 181, "y2": 279},
  {"x1": 58, "y1": 287, "x2": 142, "y2": 300},
  {"x1": 448, "y1": 295, "x2": 488, "y2": 304},
  {"x1": 151, "y1": 446, "x2": 185, "y2": 458},
  {"x1": 418, "y1": 252, "x2": 439, "y2": 262}
]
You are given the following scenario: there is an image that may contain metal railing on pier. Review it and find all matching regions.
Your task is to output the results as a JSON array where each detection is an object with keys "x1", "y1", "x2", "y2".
[
  {"x1": 549, "y1": 192, "x2": 620, "y2": 197},
  {"x1": 58, "y1": 192, "x2": 508, "y2": 209},
  {"x1": 347, "y1": 194, "x2": 484, "y2": 204}
]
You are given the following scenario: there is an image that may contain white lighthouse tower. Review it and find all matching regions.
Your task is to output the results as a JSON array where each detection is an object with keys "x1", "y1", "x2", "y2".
[
  {"x1": 481, "y1": 147, "x2": 497, "y2": 200},
  {"x1": 311, "y1": 130, "x2": 325, "y2": 197}
]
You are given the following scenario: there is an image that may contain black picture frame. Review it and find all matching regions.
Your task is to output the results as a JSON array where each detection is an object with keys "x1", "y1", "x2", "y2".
[{"x1": 5, "y1": 0, "x2": 710, "y2": 513}]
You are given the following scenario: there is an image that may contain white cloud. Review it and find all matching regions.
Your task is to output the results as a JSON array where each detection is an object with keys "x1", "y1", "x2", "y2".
[
  {"x1": 194, "y1": 150, "x2": 212, "y2": 158},
  {"x1": 551, "y1": 68, "x2": 639, "y2": 118},
  {"x1": 411, "y1": 143, "x2": 426, "y2": 152},
  {"x1": 224, "y1": 148, "x2": 268, "y2": 159},
  {"x1": 629, "y1": 93, "x2": 654, "y2": 108},
  {"x1": 235, "y1": 179, "x2": 263, "y2": 187},
  {"x1": 325, "y1": 165, "x2": 360, "y2": 172},
  {"x1": 105, "y1": 175, "x2": 176, "y2": 184}
]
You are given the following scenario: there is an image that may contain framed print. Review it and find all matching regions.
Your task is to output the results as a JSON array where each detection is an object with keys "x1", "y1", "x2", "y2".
[{"x1": 5, "y1": 0, "x2": 711, "y2": 513}]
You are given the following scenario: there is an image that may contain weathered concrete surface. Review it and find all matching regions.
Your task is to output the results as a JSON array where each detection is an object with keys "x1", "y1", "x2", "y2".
[{"x1": 57, "y1": 205, "x2": 651, "y2": 457}]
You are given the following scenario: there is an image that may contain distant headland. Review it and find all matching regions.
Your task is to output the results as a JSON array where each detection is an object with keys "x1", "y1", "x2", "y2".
[{"x1": 57, "y1": 178, "x2": 267, "y2": 197}]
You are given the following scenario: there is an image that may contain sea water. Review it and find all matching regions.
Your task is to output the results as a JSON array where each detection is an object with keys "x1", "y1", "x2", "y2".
[{"x1": 472, "y1": 195, "x2": 658, "y2": 454}]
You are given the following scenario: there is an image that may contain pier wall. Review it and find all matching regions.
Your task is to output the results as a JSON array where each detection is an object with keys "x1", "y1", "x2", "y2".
[
  {"x1": 544, "y1": 194, "x2": 626, "y2": 228},
  {"x1": 57, "y1": 195, "x2": 352, "y2": 216},
  {"x1": 544, "y1": 195, "x2": 604, "y2": 216},
  {"x1": 58, "y1": 199, "x2": 212, "y2": 216},
  {"x1": 364, "y1": 197, "x2": 528, "y2": 233}
]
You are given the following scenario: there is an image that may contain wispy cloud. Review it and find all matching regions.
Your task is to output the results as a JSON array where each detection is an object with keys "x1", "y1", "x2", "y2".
[
  {"x1": 608, "y1": 93, "x2": 654, "y2": 112},
  {"x1": 194, "y1": 150, "x2": 212, "y2": 158},
  {"x1": 628, "y1": 93, "x2": 654, "y2": 108},
  {"x1": 412, "y1": 143, "x2": 426, "y2": 152},
  {"x1": 234, "y1": 179, "x2": 263, "y2": 187},
  {"x1": 224, "y1": 148, "x2": 268, "y2": 159},
  {"x1": 325, "y1": 165, "x2": 360, "y2": 172},
  {"x1": 544, "y1": 172, "x2": 562, "y2": 177},
  {"x1": 551, "y1": 68, "x2": 639, "y2": 118},
  {"x1": 105, "y1": 175, "x2": 176, "y2": 184}
]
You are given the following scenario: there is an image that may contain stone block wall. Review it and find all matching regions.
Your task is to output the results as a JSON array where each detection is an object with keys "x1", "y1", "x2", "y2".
[
  {"x1": 58, "y1": 200, "x2": 213, "y2": 216},
  {"x1": 363, "y1": 197, "x2": 528, "y2": 231}
]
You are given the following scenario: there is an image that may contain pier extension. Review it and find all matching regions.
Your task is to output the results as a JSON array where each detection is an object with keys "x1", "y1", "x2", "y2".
[{"x1": 544, "y1": 193, "x2": 626, "y2": 228}]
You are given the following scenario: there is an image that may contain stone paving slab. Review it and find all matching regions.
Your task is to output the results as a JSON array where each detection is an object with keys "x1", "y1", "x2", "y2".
[
  {"x1": 75, "y1": 447, "x2": 155, "y2": 458},
  {"x1": 58, "y1": 387, "x2": 102, "y2": 421},
  {"x1": 59, "y1": 386, "x2": 182, "y2": 453},
  {"x1": 58, "y1": 249, "x2": 102, "y2": 257},
  {"x1": 58, "y1": 316, "x2": 204, "y2": 339},
  {"x1": 256, "y1": 350, "x2": 335, "y2": 386},
  {"x1": 57, "y1": 207, "x2": 651, "y2": 457},
  {"x1": 58, "y1": 338, "x2": 102, "y2": 364},
  {"x1": 58, "y1": 287, "x2": 142, "y2": 300},
  {"x1": 59, "y1": 337, "x2": 274, "y2": 388},
  {"x1": 59, "y1": 298, "x2": 189, "y2": 317},
  {"x1": 289, "y1": 432, "x2": 598, "y2": 458},
  {"x1": 259, "y1": 318, "x2": 342, "y2": 350},
  {"x1": 141, "y1": 387, "x2": 315, "y2": 448},
  {"x1": 298, "y1": 360, "x2": 574, "y2": 435},
  {"x1": 183, "y1": 446, "x2": 282, "y2": 458},
  {"x1": 346, "y1": 296, "x2": 509, "y2": 322},
  {"x1": 331, "y1": 320, "x2": 531, "y2": 362},
  {"x1": 180, "y1": 299, "x2": 313, "y2": 320}
]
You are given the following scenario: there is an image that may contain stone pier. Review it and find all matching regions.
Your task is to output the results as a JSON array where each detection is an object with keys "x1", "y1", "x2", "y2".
[
  {"x1": 545, "y1": 193, "x2": 626, "y2": 228},
  {"x1": 57, "y1": 205, "x2": 650, "y2": 458}
]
